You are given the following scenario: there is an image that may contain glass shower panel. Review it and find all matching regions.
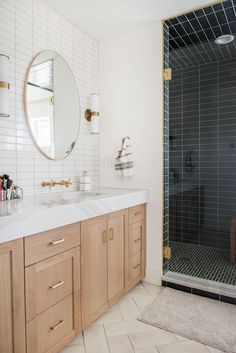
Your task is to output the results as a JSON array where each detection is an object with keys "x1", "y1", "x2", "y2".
[{"x1": 168, "y1": 47, "x2": 236, "y2": 287}]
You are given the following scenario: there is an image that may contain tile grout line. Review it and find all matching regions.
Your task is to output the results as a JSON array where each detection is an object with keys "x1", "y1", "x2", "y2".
[{"x1": 102, "y1": 323, "x2": 112, "y2": 353}]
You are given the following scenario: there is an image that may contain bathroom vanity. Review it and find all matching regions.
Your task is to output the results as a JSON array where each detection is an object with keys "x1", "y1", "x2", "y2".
[{"x1": 0, "y1": 188, "x2": 148, "y2": 353}]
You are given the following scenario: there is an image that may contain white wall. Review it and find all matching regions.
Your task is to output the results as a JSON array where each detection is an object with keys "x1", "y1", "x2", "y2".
[
  {"x1": 99, "y1": 22, "x2": 163, "y2": 284},
  {"x1": 0, "y1": 0, "x2": 99, "y2": 194}
]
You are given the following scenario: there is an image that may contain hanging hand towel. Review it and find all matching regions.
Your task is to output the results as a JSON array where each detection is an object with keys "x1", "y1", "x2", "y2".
[{"x1": 115, "y1": 136, "x2": 134, "y2": 177}]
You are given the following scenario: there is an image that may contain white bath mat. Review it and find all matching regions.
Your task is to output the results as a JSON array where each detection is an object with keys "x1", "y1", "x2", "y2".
[{"x1": 140, "y1": 287, "x2": 236, "y2": 353}]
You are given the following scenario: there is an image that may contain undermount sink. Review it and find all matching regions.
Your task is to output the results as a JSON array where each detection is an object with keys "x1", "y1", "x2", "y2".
[{"x1": 39, "y1": 191, "x2": 107, "y2": 207}]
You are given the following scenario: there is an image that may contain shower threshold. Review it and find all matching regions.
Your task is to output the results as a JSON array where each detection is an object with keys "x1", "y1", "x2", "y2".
[
  {"x1": 162, "y1": 271, "x2": 236, "y2": 299},
  {"x1": 163, "y1": 241, "x2": 236, "y2": 299}
]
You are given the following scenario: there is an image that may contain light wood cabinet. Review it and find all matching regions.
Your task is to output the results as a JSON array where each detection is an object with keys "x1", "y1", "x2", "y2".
[
  {"x1": 128, "y1": 204, "x2": 146, "y2": 289},
  {"x1": 81, "y1": 215, "x2": 108, "y2": 328},
  {"x1": 25, "y1": 247, "x2": 80, "y2": 322},
  {"x1": 27, "y1": 295, "x2": 74, "y2": 353},
  {"x1": 108, "y1": 210, "x2": 128, "y2": 304},
  {"x1": 25, "y1": 223, "x2": 80, "y2": 266},
  {"x1": 25, "y1": 225, "x2": 81, "y2": 353},
  {"x1": 0, "y1": 203, "x2": 146, "y2": 353},
  {"x1": 81, "y1": 209, "x2": 128, "y2": 328},
  {"x1": 0, "y1": 239, "x2": 25, "y2": 353}
]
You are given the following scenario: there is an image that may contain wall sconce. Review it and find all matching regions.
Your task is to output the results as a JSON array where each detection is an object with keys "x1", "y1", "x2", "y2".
[
  {"x1": 84, "y1": 93, "x2": 99, "y2": 134},
  {"x1": 0, "y1": 54, "x2": 10, "y2": 118}
]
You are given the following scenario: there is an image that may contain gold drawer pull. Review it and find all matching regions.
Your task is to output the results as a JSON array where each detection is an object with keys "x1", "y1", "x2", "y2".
[
  {"x1": 134, "y1": 264, "x2": 140, "y2": 269},
  {"x1": 134, "y1": 211, "x2": 142, "y2": 216},
  {"x1": 50, "y1": 320, "x2": 65, "y2": 331},
  {"x1": 109, "y1": 228, "x2": 114, "y2": 240},
  {"x1": 49, "y1": 281, "x2": 64, "y2": 289},
  {"x1": 49, "y1": 238, "x2": 65, "y2": 246},
  {"x1": 134, "y1": 238, "x2": 141, "y2": 243},
  {"x1": 102, "y1": 230, "x2": 108, "y2": 243}
]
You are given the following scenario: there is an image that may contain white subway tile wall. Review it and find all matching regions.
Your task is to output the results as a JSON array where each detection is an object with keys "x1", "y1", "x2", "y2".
[{"x1": 0, "y1": 0, "x2": 100, "y2": 195}]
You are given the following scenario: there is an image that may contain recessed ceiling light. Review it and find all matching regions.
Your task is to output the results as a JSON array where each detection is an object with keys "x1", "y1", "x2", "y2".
[{"x1": 215, "y1": 34, "x2": 234, "y2": 45}]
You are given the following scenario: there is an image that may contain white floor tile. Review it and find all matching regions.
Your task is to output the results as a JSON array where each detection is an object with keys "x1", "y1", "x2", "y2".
[
  {"x1": 107, "y1": 334, "x2": 134, "y2": 353},
  {"x1": 142, "y1": 282, "x2": 163, "y2": 296},
  {"x1": 59, "y1": 282, "x2": 225, "y2": 353},
  {"x1": 108, "y1": 302, "x2": 120, "y2": 312},
  {"x1": 175, "y1": 334, "x2": 190, "y2": 342},
  {"x1": 104, "y1": 319, "x2": 153, "y2": 337},
  {"x1": 118, "y1": 296, "x2": 140, "y2": 320},
  {"x1": 83, "y1": 324, "x2": 110, "y2": 353},
  {"x1": 92, "y1": 308, "x2": 123, "y2": 324},
  {"x1": 132, "y1": 294, "x2": 156, "y2": 307},
  {"x1": 60, "y1": 344, "x2": 85, "y2": 353},
  {"x1": 127, "y1": 284, "x2": 149, "y2": 297},
  {"x1": 129, "y1": 329, "x2": 176, "y2": 349},
  {"x1": 158, "y1": 341, "x2": 210, "y2": 353},
  {"x1": 135, "y1": 348, "x2": 158, "y2": 353},
  {"x1": 68, "y1": 334, "x2": 84, "y2": 346}
]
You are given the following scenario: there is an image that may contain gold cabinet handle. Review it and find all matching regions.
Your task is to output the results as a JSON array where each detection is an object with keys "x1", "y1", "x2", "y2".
[
  {"x1": 102, "y1": 230, "x2": 108, "y2": 243},
  {"x1": 109, "y1": 228, "x2": 114, "y2": 241},
  {"x1": 134, "y1": 264, "x2": 140, "y2": 269},
  {"x1": 49, "y1": 281, "x2": 64, "y2": 289},
  {"x1": 49, "y1": 238, "x2": 65, "y2": 246},
  {"x1": 50, "y1": 320, "x2": 65, "y2": 331},
  {"x1": 134, "y1": 238, "x2": 141, "y2": 243},
  {"x1": 134, "y1": 211, "x2": 141, "y2": 216}
]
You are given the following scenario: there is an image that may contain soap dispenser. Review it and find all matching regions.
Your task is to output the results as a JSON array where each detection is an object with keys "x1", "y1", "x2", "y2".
[{"x1": 79, "y1": 171, "x2": 91, "y2": 191}]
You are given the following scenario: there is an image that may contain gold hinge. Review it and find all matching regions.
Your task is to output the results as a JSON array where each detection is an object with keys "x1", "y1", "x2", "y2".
[
  {"x1": 163, "y1": 68, "x2": 172, "y2": 81},
  {"x1": 163, "y1": 246, "x2": 171, "y2": 260}
]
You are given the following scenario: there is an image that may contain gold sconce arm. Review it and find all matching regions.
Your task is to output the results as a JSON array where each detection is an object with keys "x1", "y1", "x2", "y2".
[{"x1": 84, "y1": 109, "x2": 99, "y2": 122}]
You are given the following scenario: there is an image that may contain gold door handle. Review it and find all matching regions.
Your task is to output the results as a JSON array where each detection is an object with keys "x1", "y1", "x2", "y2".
[
  {"x1": 102, "y1": 230, "x2": 108, "y2": 243},
  {"x1": 134, "y1": 238, "x2": 141, "y2": 243},
  {"x1": 109, "y1": 228, "x2": 114, "y2": 240},
  {"x1": 49, "y1": 281, "x2": 64, "y2": 289},
  {"x1": 134, "y1": 264, "x2": 140, "y2": 269},
  {"x1": 50, "y1": 320, "x2": 65, "y2": 331},
  {"x1": 49, "y1": 238, "x2": 65, "y2": 246}
]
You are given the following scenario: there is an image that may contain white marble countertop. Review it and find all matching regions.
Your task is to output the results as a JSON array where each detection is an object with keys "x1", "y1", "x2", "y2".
[{"x1": 0, "y1": 188, "x2": 148, "y2": 244}]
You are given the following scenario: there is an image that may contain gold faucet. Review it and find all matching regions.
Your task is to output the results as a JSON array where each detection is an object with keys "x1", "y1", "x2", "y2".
[{"x1": 41, "y1": 179, "x2": 72, "y2": 189}]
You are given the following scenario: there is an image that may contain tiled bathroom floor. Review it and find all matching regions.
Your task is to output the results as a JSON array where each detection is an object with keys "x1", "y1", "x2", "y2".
[
  {"x1": 169, "y1": 241, "x2": 236, "y2": 286},
  {"x1": 60, "y1": 282, "x2": 223, "y2": 353}
]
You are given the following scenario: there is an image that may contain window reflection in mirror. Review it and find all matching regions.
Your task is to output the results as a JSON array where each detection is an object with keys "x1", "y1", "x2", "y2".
[{"x1": 28, "y1": 59, "x2": 55, "y2": 157}]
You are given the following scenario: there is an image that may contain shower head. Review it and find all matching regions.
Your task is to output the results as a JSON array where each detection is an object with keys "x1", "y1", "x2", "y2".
[{"x1": 215, "y1": 34, "x2": 234, "y2": 45}]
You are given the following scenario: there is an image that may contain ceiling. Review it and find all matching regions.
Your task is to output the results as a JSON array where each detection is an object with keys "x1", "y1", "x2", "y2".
[
  {"x1": 42, "y1": 0, "x2": 218, "y2": 39},
  {"x1": 164, "y1": 0, "x2": 236, "y2": 68}
]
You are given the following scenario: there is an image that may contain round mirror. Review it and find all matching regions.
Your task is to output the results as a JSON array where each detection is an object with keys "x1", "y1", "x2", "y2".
[{"x1": 24, "y1": 51, "x2": 80, "y2": 160}]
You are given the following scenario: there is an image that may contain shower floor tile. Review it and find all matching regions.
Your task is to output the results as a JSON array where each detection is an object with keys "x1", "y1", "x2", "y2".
[{"x1": 169, "y1": 241, "x2": 236, "y2": 286}]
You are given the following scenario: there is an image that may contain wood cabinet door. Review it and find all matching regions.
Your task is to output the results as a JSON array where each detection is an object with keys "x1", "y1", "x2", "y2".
[
  {"x1": 0, "y1": 239, "x2": 25, "y2": 353},
  {"x1": 25, "y1": 247, "x2": 80, "y2": 322},
  {"x1": 108, "y1": 209, "x2": 128, "y2": 304},
  {"x1": 81, "y1": 216, "x2": 108, "y2": 328}
]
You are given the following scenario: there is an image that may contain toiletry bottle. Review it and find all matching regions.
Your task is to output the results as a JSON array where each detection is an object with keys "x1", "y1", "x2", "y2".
[{"x1": 79, "y1": 171, "x2": 91, "y2": 191}]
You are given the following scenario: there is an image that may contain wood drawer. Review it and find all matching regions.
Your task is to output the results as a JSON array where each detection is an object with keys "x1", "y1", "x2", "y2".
[
  {"x1": 27, "y1": 295, "x2": 74, "y2": 353},
  {"x1": 25, "y1": 223, "x2": 80, "y2": 266},
  {"x1": 128, "y1": 250, "x2": 143, "y2": 283},
  {"x1": 25, "y1": 247, "x2": 80, "y2": 322},
  {"x1": 129, "y1": 220, "x2": 145, "y2": 256},
  {"x1": 129, "y1": 204, "x2": 145, "y2": 224}
]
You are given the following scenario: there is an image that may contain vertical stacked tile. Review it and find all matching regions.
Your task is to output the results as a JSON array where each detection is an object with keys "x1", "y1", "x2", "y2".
[{"x1": 0, "y1": 0, "x2": 100, "y2": 195}]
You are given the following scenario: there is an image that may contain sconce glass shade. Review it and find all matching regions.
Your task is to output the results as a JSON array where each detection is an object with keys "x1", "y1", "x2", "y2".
[
  {"x1": 91, "y1": 115, "x2": 99, "y2": 134},
  {"x1": 90, "y1": 93, "x2": 99, "y2": 134},
  {"x1": 0, "y1": 54, "x2": 10, "y2": 117}
]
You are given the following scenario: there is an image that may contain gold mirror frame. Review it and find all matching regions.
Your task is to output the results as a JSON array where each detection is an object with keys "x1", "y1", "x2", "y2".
[{"x1": 24, "y1": 50, "x2": 81, "y2": 161}]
